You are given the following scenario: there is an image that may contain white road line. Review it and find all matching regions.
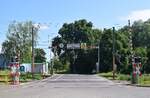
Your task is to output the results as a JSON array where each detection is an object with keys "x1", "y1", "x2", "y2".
[{"x1": 53, "y1": 74, "x2": 64, "y2": 81}]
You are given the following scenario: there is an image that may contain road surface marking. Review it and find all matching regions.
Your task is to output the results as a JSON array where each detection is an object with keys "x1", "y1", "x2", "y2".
[{"x1": 53, "y1": 74, "x2": 64, "y2": 81}]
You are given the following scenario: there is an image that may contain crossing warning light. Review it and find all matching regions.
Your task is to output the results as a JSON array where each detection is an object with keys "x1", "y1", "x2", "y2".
[
  {"x1": 133, "y1": 63, "x2": 136, "y2": 67},
  {"x1": 15, "y1": 56, "x2": 19, "y2": 62},
  {"x1": 134, "y1": 57, "x2": 141, "y2": 63},
  {"x1": 10, "y1": 57, "x2": 20, "y2": 85},
  {"x1": 139, "y1": 72, "x2": 142, "y2": 76},
  {"x1": 139, "y1": 63, "x2": 142, "y2": 67},
  {"x1": 133, "y1": 71, "x2": 136, "y2": 77}
]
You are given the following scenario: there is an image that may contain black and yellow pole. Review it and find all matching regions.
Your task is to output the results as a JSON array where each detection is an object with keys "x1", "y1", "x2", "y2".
[{"x1": 128, "y1": 20, "x2": 139, "y2": 84}]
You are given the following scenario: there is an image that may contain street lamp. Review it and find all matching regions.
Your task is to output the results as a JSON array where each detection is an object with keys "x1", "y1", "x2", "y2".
[{"x1": 48, "y1": 46, "x2": 54, "y2": 75}]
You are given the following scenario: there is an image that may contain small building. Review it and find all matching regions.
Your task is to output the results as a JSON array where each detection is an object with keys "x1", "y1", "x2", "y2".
[
  {"x1": 20, "y1": 63, "x2": 49, "y2": 74},
  {"x1": 20, "y1": 63, "x2": 31, "y2": 73},
  {"x1": 0, "y1": 54, "x2": 9, "y2": 69}
]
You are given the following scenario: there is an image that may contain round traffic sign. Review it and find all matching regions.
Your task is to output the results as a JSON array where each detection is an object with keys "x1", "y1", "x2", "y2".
[{"x1": 59, "y1": 43, "x2": 64, "y2": 48}]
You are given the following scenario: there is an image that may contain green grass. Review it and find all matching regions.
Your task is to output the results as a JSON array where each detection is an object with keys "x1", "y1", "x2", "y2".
[
  {"x1": 20, "y1": 73, "x2": 43, "y2": 82},
  {"x1": 116, "y1": 74, "x2": 131, "y2": 81},
  {"x1": 99, "y1": 72, "x2": 117, "y2": 80},
  {"x1": 139, "y1": 74, "x2": 150, "y2": 86},
  {"x1": 0, "y1": 70, "x2": 10, "y2": 75},
  {"x1": 0, "y1": 70, "x2": 11, "y2": 84},
  {"x1": 98, "y1": 72, "x2": 150, "y2": 86},
  {"x1": 0, "y1": 70, "x2": 44, "y2": 83},
  {"x1": 99, "y1": 72, "x2": 113, "y2": 77},
  {"x1": 56, "y1": 70, "x2": 70, "y2": 74}
]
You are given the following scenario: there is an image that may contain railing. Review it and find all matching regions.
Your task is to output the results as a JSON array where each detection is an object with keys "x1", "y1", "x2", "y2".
[{"x1": 0, "y1": 74, "x2": 10, "y2": 84}]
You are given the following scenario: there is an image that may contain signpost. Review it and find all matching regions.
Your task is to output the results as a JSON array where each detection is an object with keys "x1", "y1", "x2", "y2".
[
  {"x1": 67, "y1": 43, "x2": 80, "y2": 49},
  {"x1": 66, "y1": 43, "x2": 99, "y2": 50},
  {"x1": 59, "y1": 43, "x2": 64, "y2": 48}
]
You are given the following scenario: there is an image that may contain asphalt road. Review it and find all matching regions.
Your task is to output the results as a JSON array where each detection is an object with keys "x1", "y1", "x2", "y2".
[{"x1": 0, "y1": 74, "x2": 150, "y2": 98}]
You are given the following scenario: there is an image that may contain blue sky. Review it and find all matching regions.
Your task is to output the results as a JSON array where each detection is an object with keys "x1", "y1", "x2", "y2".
[{"x1": 1, "y1": 0, "x2": 150, "y2": 59}]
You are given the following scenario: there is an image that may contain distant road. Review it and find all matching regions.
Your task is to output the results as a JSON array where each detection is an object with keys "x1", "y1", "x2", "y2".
[{"x1": 0, "y1": 74, "x2": 150, "y2": 98}]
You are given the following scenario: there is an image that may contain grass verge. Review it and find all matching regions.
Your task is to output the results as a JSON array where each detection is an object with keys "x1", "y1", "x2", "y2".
[
  {"x1": 139, "y1": 74, "x2": 150, "y2": 86},
  {"x1": 0, "y1": 70, "x2": 46, "y2": 84},
  {"x1": 20, "y1": 73, "x2": 43, "y2": 82},
  {"x1": 98, "y1": 72, "x2": 150, "y2": 87}
]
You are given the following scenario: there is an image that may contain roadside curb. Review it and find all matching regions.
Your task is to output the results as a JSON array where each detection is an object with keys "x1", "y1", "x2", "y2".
[
  {"x1": 19, "y1": 74, "x2": 54, "y2": 86},
  {"x1": 112, "y1": 80, "x2": 150, "y2": 88},
  {"x1": 129, "y1": 84, "x2": 150, "y2": 87}
]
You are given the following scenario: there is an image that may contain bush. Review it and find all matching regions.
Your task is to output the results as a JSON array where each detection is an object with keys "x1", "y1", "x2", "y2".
[
  {"x1": 53, "y1": 59, "x2": 64, "y2": 72},
  {"x1": 20, "y1": 72, "x2": 42, "y2": 82},
  {"x1": 99, "y1": 72, "x2": 131, "y2": 81}
]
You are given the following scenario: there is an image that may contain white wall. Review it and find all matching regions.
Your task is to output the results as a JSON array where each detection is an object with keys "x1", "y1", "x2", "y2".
[{"x1": 20, "y1": 63, "x2": 49, "y2": 74}]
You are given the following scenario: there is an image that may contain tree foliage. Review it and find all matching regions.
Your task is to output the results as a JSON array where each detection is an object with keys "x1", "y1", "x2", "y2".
[
  {"x1": 34, "y1": 48, "x2": 46, "y2": 63},
  {"x1": 2, "y1": 21, "x2": 39, "y2": 63},
  {"x1": 52, "y1": 19, "x2": 150, "y2": 74},
  {"x1": 52, "y1": 19, "x2": 102, "y2": 73}
]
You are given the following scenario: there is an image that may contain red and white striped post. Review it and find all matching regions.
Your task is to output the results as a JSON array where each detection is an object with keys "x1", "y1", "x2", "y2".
[
  {"x1": 132, "y1": 57, "x2": 142, "y2": 84},
  {"x1": 10, "y1": 56, "x2": 20, "y2": 85}
]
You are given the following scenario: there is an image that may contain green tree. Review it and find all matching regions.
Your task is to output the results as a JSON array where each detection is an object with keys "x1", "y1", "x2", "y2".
[
  {"x1": 34, "y1": 48, "x2": 46, "y2": 63},
  {"x1": 51, "y1": 18, "x2": 150, "y2": 74},
  {"x1": 2, "y1": 21, "x2": 39, "y2": 63},
  {"x1": 131, "y1": 20, "x2": 150, "y2": 73},
  {"x1": 99, "y1": 27, "x2": 130, "y2": 73},
  {"x1": 117, "y1": 19, "x2": 150, "y2": 74},
  {"x1": 132, "y1": 20, "x2": 150, "y2": 47},
  {"x1": 53, "y1": 59, "x2": 63, "y2": 72},
  {"x1": 100, "y1": 29, "x2": 113, "y2": 72},
  {"x1": 115, "y1": 27, "x2": 131, "y2": 73},
  {"x1": 52, "y1": 19, "x2": 102, "y2": 73}
]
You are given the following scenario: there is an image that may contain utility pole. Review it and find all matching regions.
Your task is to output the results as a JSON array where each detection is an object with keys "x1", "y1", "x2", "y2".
[
  {"x1": 112, "y1": 27, "x2": 116, "y2": 79},
  {"x1": 48, "y1": 35, "x2": 53, "y2": 75},
  {"x1": 97, "y1": 44, "x2": 100, "y2": 73},
  {"x1": 72, "y1": 36, "x2": 76, "y2": 73},
  {"x1": 50, "y1": 47, "x2": 54, "y2": 75},
  {"x1": 31, "y1": 26, "x2": 35, "y2": 79}
]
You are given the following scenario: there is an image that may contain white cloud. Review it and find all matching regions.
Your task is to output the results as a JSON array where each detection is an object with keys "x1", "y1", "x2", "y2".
[
  {"x1": 0, "y1": 45, "x2": 1, "y2": 53},
  {"x1": 120, "y1": 9, "x2": 150, "y2": 21},
  {"x1": 33, "y1": 23, "x2": 49, "y2": 30},
  {"x1": 39, "y1": 24, "x2": 49, "y2": 30}
]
